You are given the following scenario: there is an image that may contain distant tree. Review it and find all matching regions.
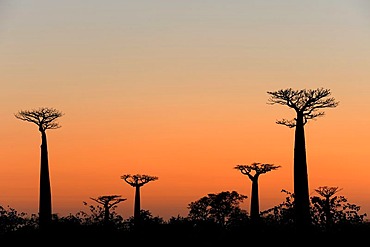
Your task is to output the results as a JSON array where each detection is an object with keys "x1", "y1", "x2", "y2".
[
  {"x1": 234, "y1": 162, "x2": 280, "y2": 223},
  {"x1": 121, "y1": 174, "x2": 158, "y2": 228},
  {"x1": 261, "y1": 188, "x2": 367, "y2": 232},
  {"x1": 14, "y1": 107, "x2": 64, "y2": 229},
  {"x1": 90, "y1": 195, "x2": 126, "y2": 226},
  {"x1": 267, "y1": 88, "x2": 338, "y2": 231},
  {"x1": 187, "y1": 191, "x2": 248, "y2": 228},
  {"x1": 75, "y1": 200, "x2": 124, "y2": 228},
  {"x1": 311, "y1": 186, "x2": 342, "y2": 229},
  {"x1": 311, "y1": 186, "x2": 367, "y2": 231}
]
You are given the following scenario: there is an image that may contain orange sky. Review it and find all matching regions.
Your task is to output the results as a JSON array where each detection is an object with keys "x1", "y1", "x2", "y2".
[{"x1": 1, "y1": 1, "x2": 370, "y2": 220}]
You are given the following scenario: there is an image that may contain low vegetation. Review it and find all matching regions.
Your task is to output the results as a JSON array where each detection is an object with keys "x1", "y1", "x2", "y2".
[{"x1": 0, "y1": 189, "x2": 368, "y2": 245}]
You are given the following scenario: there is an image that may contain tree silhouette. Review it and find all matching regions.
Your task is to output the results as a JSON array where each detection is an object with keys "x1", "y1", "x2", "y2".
[
  {"x1": 89, "y1": 195, "x2": 126, "y2": 226},
  {"x1": 234, "y1": 162, "x2": 280, "y2": 223},
  {"x1": 120, "y1": 174, "x2": 158, "y2": 228},
  {"x1": 312, "y1": 186, "x2": 342, "y2": 229},
  {"x1": 187, "y1": 190, "x2": 248, "y2": 227},
  {"x1": 0, "y1": 205, "x2": 37, "y2": 235},
  {"x1": 311, "y1": 186, "x2": 367, "y2": 231},
  {"x1": 261, "y1": 188, "x2": 367, "y2": 234},
  {"x1": 267, "y1": 88, "x2": 338, "y2": 231},
  {"x1": 14, "y1": 107, "x2": 63, "y2": 229}
]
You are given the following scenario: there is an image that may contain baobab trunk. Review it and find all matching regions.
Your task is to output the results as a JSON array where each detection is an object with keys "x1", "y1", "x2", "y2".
[
  {"x1": 134, "y1": 186, "x2": 141, "y2": 226},
  {"x1": 39, "y1": 130, "x2": 52, "y2": 228},
  {"x1": 325, "y1": 197, "x2": 332, "y2": 229},
  {"x1": 104, "y1": 206, "x2": 110, "y2": 225},
  {"x1": 250, "y1": 178, "x2": 260, "y2": 223},
  {"x1": 293, "y1": 114, "x2": 310, "y2": 230}
]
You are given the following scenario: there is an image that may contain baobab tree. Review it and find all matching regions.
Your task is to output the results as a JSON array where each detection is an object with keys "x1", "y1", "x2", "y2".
[
  {"x1": 311, "y1": 186, "x2": 366, "y2": 229},
  {"x1": 90, "y1": 195, "x2": 126, "y2": 226},
  {"x1": 234, "y1": 162, "x2": 280, "y2": 223},
  {"x1": 121, "y1": 174, "x2": 158, "y2": 227},
  {"x1": 14, "y1": 107, "x2": 63, "y2": 229},
  {"x1": 312, "y1": 186, "x2": 342, "y2": 229},
  {"x1": 267, "y1": 88, "x2": 338, "y2": 230}
]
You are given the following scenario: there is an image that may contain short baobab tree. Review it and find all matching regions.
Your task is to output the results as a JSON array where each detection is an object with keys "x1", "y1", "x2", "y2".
[
  {"x1": 121, "y1": 174, "x2": 158, "y2": 227},
  {"x1": 311, "y1": 186, "x2": 366, "y2": 229},
  {"x1": 312, "y1": 186, "x2": 342, "y2": 228},
  {"x1": 234, "y1": 162, "x2": 280, "y2": 223},
  {"x1": 267, "y1": 88, "x2": 338, "y2": 230},
  {"x1": 14, "y1": 107, "x2": 63, "y2": 229},
  {"x1": 90, "y1": 195, "x2": 127, "y2": 225}
]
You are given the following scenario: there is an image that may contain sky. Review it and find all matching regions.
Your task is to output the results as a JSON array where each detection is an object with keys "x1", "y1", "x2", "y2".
[{"x1": 1, "y1": 0, "x2": 370, "y2": 220}]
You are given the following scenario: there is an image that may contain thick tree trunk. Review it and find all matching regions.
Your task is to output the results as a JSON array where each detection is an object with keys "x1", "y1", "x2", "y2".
[
  {"x1": 39, "y1": 131, "x2": 52, "y2": 229},
  {"x1": 325, "y1": 197, "x2": 332, "y2": 229},
  {"x1": 104, "y1": 205, "x2": 110, "y2": 225},
  {"x1": 134, "y1": 186, "x2": 141, "y2": 227},
  {"x1": 293, "y1": 115, "x2": 311, "y2": 231},
  {"x1": 250, "y1": 177, "x2": 260, "y2": 223}
]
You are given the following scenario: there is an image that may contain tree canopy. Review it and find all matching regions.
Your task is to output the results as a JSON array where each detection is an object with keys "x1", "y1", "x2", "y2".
[
  {"x1": 14, "y1": 107, "x2": 64, "y2": 131},
  {"x1": 267, "y1": 88, "x2": 339, "y2": 127}
]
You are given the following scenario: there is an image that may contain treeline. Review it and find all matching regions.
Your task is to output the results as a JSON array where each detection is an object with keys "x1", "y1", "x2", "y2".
[{"x1": 0, "y1": 189, "x2": 368, "y2": 244}]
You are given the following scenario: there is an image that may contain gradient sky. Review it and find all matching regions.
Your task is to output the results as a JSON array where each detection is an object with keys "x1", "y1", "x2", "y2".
[{"x1": 1, "y1": 0, "x2": 370, "y2": 220}]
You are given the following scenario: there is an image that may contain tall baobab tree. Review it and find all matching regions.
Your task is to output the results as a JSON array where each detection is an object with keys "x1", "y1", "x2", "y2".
[
  {"x1": 14, "y1": 107, "x2": 64, "y2": 229},
  {"x1": 90, "y1": 195, "x2": 127, "y2": 226},
  {"x1": 267, "y1": 88, "x2": 338, "y2": 230},
  {"x1": 234, "y1": 162, "x2": 280, "y2": 223},
  {"x1": 121, "y1": 174, "x2": 158, "y2": 227}
]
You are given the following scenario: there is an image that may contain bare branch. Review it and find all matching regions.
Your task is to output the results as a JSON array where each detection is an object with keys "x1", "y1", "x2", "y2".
[
  {"x1": 267, "y1": 88, "x2": 339, "y2": 127},
  {"x1": 121, "y1": 174, "x2": 159, "y2": 187},
  {"x1": 15, "y1": 107, "x2": 64, "y2": 132},
  {"x1": 276, "y1": 119, "x2": 296, "y2": 128},
  {"x1": 314, "y1": 186, "x2": 342, "y2": 199},
  {"x1": 234, "y1": 162, "x2": 281, "y2": 180},
  {"x1": 90, "y1": 195, "x2": 127, "y2": 209}
]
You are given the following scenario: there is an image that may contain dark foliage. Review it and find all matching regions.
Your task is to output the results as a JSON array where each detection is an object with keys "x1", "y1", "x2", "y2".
[{"x1": 0, "y1": 190, "x2": 368, "y2": 245}]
